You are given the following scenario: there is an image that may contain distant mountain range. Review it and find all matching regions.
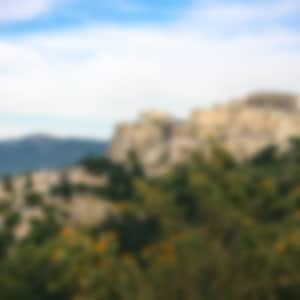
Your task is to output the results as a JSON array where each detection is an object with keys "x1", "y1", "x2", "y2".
[{"x1": 0, "y1": 134, "x2": 108, "y2": 175}]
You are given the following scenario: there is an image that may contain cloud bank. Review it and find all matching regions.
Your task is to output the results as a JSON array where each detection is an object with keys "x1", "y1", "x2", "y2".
[
  {"x1": 0, "y1": 0, "x2": 300, "y2": 138},
  {"x1": 0, "y1": 0, "x2": 61, "y2": 22}
]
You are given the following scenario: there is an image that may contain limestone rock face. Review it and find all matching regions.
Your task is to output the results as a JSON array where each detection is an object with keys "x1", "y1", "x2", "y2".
[
  {"x1": 109, "y1": 111, "x2": 180, "y2": 175},
  {"x1": 108, "y1": 92, "x2": 300, "y2": 174}
]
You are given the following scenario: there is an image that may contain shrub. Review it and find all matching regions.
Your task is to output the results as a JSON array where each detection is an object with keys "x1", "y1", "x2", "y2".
[
  {"x1": 4, "y1": 212, "x2": 20, "y2": 229},
  {"x1": 25, "y1": 192, "x2": 43, "y2": 207},
  {"x1": 2, "y1": 176, "x2": 13, "y2": 193}
]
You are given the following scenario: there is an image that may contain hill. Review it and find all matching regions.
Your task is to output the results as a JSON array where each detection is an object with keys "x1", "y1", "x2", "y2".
[
  {"x1": 2, "y1": 131, "x2": 300, "y2": 299},
  {"x1": 109, "y1": 92, "x2": 300, "y2": 175},
  {"x1": 0, "y1": 134, "x2": 107, "y2": 175},
  {"x1": 2, "y1": 92, "x2": 300, "y2": 299}
]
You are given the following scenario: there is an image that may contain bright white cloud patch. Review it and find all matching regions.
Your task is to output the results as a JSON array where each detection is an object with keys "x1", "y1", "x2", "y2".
[
  {"x1": 0, "y1": 0, "x2": 59, "y2": 22},
  {"x1": 197, "y1": 0, "x2": 300, "y2": 23},
  {"x1": 0, "y1": 0, "x2": 300, "y2": 138}
]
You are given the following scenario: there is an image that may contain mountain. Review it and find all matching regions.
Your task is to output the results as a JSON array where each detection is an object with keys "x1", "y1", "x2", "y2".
[
  {"x1": 109, "y1": 92, "x2": 300, "y2": 175},
  {"x1": 0, "y1": 134, "x2": 108, "y2": 175}
]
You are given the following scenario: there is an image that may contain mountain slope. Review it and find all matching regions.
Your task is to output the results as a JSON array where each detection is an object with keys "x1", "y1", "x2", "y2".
[{"x1": 0, "y1": 134, "x2": 107, "y2": 175}]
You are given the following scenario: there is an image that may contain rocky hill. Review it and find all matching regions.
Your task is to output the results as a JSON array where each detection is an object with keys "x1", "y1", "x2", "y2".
[
  {"x1": 109, "y1": 92, "x2": 300, "y2": 175},
  {"x1": 3, "y1": 91, "x2": 300, "y2": 239}
]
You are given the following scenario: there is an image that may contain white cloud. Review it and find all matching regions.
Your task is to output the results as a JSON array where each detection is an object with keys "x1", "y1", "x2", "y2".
[
  {"x1": 0, "y1": 1, "x2": 300, "y2": 138},
  {"x1": 0, "y1": 0, "x2": 60, "y2": 22},
  {"x1": 203, "y1": 1, "x2": 299, "y2": 21},
  {"x1": 0, "y1": 0, "x2": 146, "y2": 23},
  {"x1": 0, "y1": 125, "x2": 34, "y2": 140},
  {"x1": 184, "y1": 0, "x2": 300, "y2": 31}
]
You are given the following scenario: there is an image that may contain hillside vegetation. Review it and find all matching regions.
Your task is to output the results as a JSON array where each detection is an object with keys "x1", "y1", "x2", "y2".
[{"x1": 1, "y1": 138, "x2": 300, "y2": 299}]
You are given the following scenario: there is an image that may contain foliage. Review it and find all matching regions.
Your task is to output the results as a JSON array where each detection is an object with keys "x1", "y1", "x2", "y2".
[
  {"x1": 24, "y1": 173, "x2": 33, "y2": 191},
  {"x1": 25, "y1": 191, "x2": 43, "y2": 207},
  {"x1": 4, "y1": 212, "x2": 21, "y2": 229},
  {"x1": 3, "y1": 142, "x2": 300, "y2": 299},
  {"x1": 80, "y1": 156, "x2": 113, "y2": 175},
  {"x1": 81, "y1": 155, "x2": 142, "y2": 201},
  {"x1": 2, "y1": 175, "x2": 14, "y2": 193},
  {"x1": 50, "y1": 173, "x2": 73, "y2": 200}
]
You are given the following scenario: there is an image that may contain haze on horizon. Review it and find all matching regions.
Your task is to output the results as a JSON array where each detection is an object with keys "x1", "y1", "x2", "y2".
[{"x1": 1, "y1": 0, "x2": 300, "y2": 140}]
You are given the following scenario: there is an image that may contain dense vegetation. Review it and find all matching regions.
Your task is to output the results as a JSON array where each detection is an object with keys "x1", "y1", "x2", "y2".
[{"x1": 2, "y1": 141, "x2": 300, "y2": 299}]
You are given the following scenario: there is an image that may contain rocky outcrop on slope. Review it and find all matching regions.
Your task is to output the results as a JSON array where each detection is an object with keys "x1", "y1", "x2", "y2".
[
  {"x1": 0, "y1": 167, "x2": 112, "y2": 240},
  {"x1": 108, "y1": 92, "x2": 300, "y2": 175}
]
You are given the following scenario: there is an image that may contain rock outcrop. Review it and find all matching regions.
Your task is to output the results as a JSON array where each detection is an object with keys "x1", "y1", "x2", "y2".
[
  {"x1": 0, "y1": 167, "x2": 112, "y2": 240},
  {"x1": 108, "y1": 92, "x2": 300, "y2": 175}
]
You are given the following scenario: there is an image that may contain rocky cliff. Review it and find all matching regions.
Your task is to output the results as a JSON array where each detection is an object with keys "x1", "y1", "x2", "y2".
[{"x1": 108, "y1": 92, "x2": 300, "y2": 175}]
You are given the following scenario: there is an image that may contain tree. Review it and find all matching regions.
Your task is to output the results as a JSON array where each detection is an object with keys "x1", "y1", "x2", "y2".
[
  {"x1": 25, "y1": 192, "x2": 43, "y2": 207},
  {"x1": 24, "y1": 173, "x2": 33, "y2": 191},
  {"x1": 50, "y1": 173, "x2": 73, "y2": 201},
  {"x1": 2, "y1": 176, "x2": 13, "y2": 193}
]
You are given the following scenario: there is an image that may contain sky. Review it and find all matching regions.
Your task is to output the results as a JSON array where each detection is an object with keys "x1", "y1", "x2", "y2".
[{"x1": 0, "y1": 0, "x2": 300, "y2": 140}]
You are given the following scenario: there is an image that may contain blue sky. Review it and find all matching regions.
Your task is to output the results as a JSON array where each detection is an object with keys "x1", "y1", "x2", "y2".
[
  {"x1": 0, "y1": 0, "x2": 191, "y2": 35},
  {"x1": 0, "y1": 0, "x2": 300, "y2": 139},
  {"x1": 1, "y1": 0, "x2": 300, "y2": 35}
]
